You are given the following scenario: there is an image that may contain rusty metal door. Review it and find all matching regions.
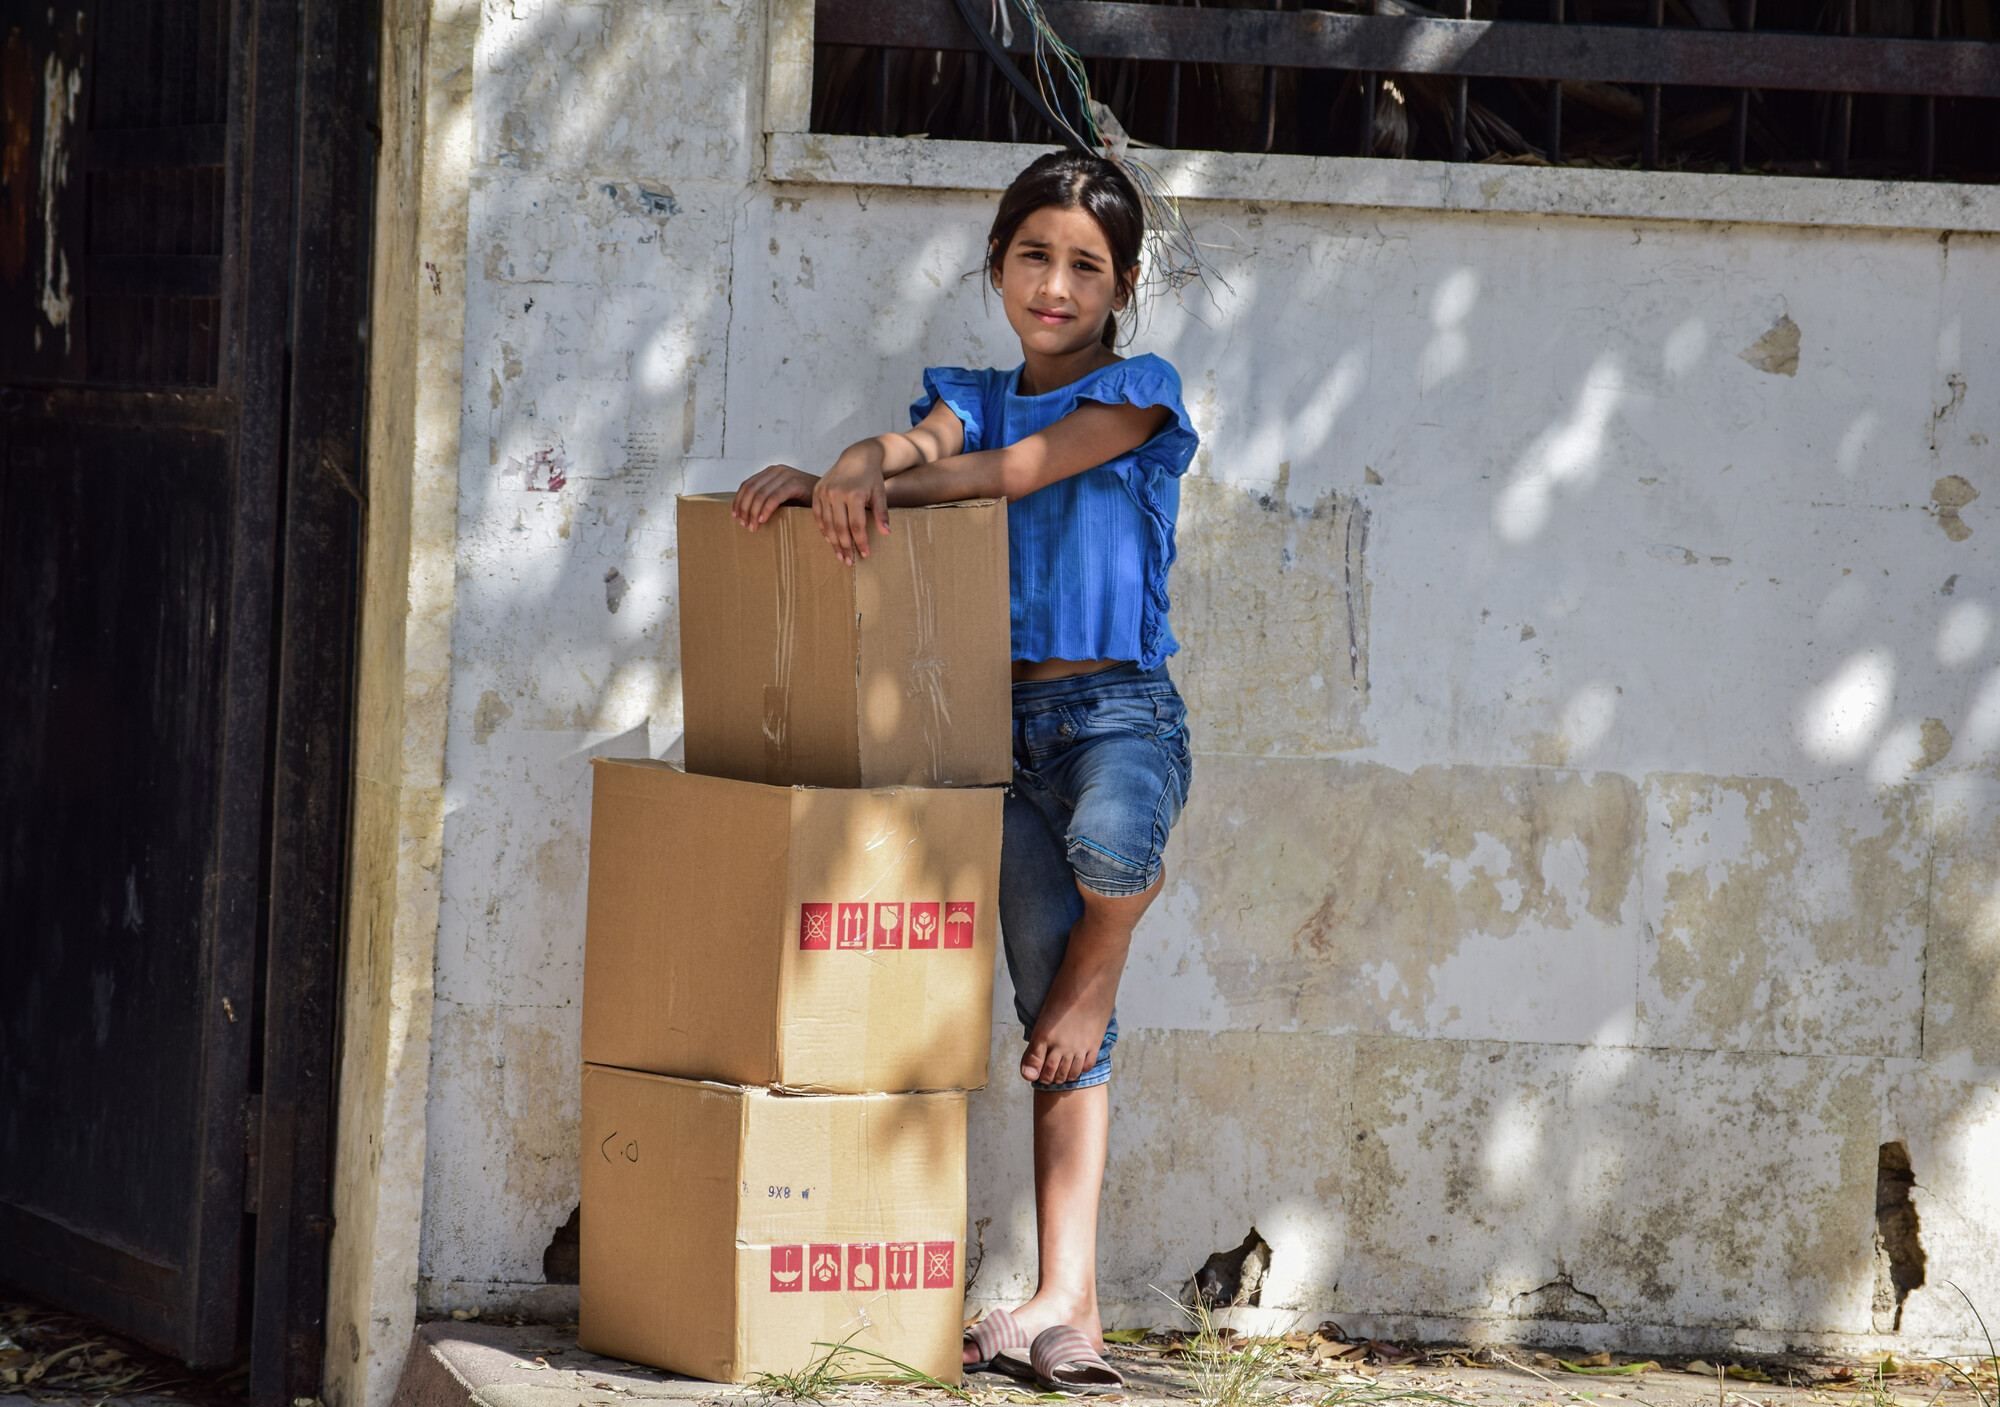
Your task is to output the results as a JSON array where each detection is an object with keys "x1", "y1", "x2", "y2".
[{"x1": 0, "y1": 0, "x2": 373, "y2": 1398}]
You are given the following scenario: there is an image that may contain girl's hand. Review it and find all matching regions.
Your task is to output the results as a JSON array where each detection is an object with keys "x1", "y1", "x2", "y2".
[
  {"x1": 812, "y1": 462, "x2": 890, "y2": 565},
  {"x1": 732, "y1": 464, "x2": 818, "y2": 530}
]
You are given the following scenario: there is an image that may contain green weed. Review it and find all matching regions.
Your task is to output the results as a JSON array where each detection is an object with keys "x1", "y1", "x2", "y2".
[
  {"x1": 1177, "y1": 1300, "x2": 1288, "y2": 1407},
  {"x1": 1934, "y1": 1284, "x2": 2000, "y2": 1407},
  {"x1": 749, "y1": 1334, "x2": 972, "y2": 1404},
  {"x1": 749, "y1": 1334, "x2": 858, "y2": 1404}
]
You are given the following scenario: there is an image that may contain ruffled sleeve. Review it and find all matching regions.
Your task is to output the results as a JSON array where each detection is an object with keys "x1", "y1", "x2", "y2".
[
  {"x1": 910, "y1": 367, "x2": 991, "y2": 453},
  {"x1": 1073, "y1": 354, "x2": 1199, "y2": 481},
  {"x1": 1075, "y1": 354, "x2": 1199, "y2": 669}
]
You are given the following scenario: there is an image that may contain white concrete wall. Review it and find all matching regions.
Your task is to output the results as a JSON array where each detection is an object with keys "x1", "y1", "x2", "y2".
[{"x1": 405, "y1": 0, "x2": 2000, "y2": 1361}]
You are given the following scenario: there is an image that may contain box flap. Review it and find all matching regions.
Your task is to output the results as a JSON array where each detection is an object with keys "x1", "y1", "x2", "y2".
[
  {"x1": 679, "y1": 494, "x2": 862, "y2": 788},
  {"x1": 583, "y1": 760, "x2": 790, "y2": 1085},
  {"x1": 853, "y1": 499, "x2": 1011, "y2": 787},
  {"x1": 578, "y1": 1066, "x2": 741, "y2": 1379}
]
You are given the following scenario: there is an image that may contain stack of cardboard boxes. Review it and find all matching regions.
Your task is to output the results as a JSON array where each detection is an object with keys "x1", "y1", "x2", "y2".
[{"x1": 577, "y1": 494, "x2": 1012, "y2": 1383}]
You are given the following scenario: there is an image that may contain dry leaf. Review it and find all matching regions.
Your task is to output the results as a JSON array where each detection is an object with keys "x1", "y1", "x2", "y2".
[{"x1": 1561, "y1": 1360, "x2": 1661, "y2": 1376}]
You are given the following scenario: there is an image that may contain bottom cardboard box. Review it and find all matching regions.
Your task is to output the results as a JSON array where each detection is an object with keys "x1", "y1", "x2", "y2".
[{"x1": 579, "y1": 1064, "x2": 967, "y2": 1384}]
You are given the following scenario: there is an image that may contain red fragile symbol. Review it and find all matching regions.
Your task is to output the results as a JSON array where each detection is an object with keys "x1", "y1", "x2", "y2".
[
  {"x1": 943, "y1": 902, "x2": 975, "y2": 949},
  {"x1": 808, "y1": 1244, "x2": 842, "y2": 1290},
  {"x1": 846, "y1": 1243, "x2": 881, "y2": 1292},
  {"x1": 922, "y1": 1241, "x2": 956, "y2": 1289},
  {"x1": 873, "y1": 902, "x2": 904, "y2": 950},
  {"x1": 885, "y1": 1242, "x2": 919, "y2": 1290},
  {"x1": 770, "y1": 1245, "x2": 804, "y2": 1292},
  {"x1": 799, "y1": 904, "x2": 832, "y2": 951},
  {"x1": 836, "y1": 903, "x2": 868, "y2": 950},
  {"x1": 907, "y1": 902, "x2": 939, "y2": 949}
]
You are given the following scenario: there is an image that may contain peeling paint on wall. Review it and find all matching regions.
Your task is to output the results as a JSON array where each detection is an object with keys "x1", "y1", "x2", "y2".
[
  {"x1": 1175, "y1": 474, "x2": 1370, "y2": 757},
  {"x1": 1739, "y1": 314, "x2": 1800, "y2": 377},
  {"x1": 1639, "y1": 775, "x2": 1928, "y2": 1058},
  {"x1": 1931, "y1": 474, "x2": 1977, "y2": 541},
  {"x1": 1164, "y1": 757, "x2": 1640, "y2": 1045}
]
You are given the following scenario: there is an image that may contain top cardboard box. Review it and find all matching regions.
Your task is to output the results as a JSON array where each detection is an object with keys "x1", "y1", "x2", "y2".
[{"x1": 677, "y1": 494, "x2": 1011, "y2": 789}]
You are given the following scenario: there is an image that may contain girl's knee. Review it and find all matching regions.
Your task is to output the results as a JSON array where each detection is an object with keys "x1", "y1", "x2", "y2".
[{"x1": 1067, "y1": 836, "x2": 1162, "y2": 897}]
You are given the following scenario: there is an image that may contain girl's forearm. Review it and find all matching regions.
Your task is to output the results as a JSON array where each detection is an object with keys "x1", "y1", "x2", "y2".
[
  {"x1": 838, "y1": 431, "x2": 932, "y2": 480},
  {"x1": 883, "y1": 449, "x2": 1013, "y2": 506}
]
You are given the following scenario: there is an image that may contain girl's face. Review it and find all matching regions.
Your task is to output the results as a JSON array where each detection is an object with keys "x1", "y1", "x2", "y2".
[{"x1": 992, "y1": 204, "x2": 1134, "y2": 358}]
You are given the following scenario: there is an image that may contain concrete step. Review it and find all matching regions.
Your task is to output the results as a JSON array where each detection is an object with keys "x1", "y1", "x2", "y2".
[{"x1": 389, "y1": 1323, "x2": 745, "y2": 1407}]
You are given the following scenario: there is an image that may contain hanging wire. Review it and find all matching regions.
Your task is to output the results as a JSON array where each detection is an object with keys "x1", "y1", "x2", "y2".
[{"x1": 950, "y1": 0, "x2": 1221, "y2": 304}]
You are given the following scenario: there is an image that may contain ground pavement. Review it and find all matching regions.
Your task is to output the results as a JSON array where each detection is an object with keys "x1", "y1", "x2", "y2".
[
  {"x1": 380, "y1": 1321, "x2": 1994, "y2": 1407},
  {"x1": 1, "y1": 1308, "x2": 1991, "y2": 1407}
]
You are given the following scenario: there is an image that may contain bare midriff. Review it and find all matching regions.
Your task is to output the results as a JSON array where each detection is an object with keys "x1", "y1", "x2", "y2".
[{"x1": 1011, "y1": 658, "x2": 1130, "y2": 683}]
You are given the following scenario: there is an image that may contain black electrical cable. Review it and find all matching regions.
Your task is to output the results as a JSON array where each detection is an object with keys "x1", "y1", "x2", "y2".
[{"x1": 945, "y1": 0, "x2": 1092, "y2": 152}]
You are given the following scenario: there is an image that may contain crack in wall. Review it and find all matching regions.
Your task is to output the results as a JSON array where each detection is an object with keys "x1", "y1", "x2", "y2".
[
  {"x1": 1184, "y1": 1228, "x2": 1272, "y2": 1310},
  {"x1": 1872, "y1": 1142, "x2": 1926, "y2": 1333},
  {"x1": 1510, "y1": 1273, "x2": 1609, "y2": 1324},
  {"x1": 542, "y1": 1203, "x2": 580, "y2": 1285}
]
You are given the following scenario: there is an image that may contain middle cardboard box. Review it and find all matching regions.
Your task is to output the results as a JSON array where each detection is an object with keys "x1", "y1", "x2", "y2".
[{"x1": 583, "y1": 758, "x2": 1000, "y2": 1094}]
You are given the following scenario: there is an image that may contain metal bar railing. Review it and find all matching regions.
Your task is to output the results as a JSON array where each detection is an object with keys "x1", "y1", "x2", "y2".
[
  {"x1": 817, "y1": 0, "x2": 2000, "y2": 99},
  {"x1": 1832, "y1": 0, "x2": 1857, "y2": 172},
  {"x1": 1730, "y1": 0, "x2": 1756, "y2": 168},
  {"x1": 1641, "y1": 0, "x2": 1663, "y2": 165},
  {"x1": 1450, "y1": 0, "x2": 1471, "y2": 160},
  {"x1": 1547, "y1": 0, "x2": 1564, "y2": 161},
  {"x1": 1920, "y1": 0, "x2": 1942, "y2": 173}
]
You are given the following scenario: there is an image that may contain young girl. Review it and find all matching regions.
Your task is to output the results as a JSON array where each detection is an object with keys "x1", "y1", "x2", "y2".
[{"x1": 731, "y1": 150, "x2": 1198, "y2": 1394}]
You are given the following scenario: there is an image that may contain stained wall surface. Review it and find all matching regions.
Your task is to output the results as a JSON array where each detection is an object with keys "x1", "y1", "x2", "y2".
[{"x1": 388, "y1": 0, "x2": 2000, "y2": 1377}]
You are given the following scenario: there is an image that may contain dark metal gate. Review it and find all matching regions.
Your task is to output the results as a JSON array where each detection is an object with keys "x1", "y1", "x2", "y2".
[{"x1": 0, "y1": 0, "x2": 374, "y2": 1399}]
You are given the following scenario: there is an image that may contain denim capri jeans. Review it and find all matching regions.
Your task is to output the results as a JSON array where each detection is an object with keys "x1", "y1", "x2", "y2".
[{"x1": 999, "y1": 662, "x2": 1194, "y2": 1092}]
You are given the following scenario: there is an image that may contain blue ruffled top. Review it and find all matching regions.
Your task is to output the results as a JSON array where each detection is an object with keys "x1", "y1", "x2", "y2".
[{"x1": 910, "y1": 354, "x2": 1198, "y2": 671}]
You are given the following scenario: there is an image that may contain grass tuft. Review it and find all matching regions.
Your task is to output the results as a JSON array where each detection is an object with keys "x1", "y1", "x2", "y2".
[
  {"x1": 749, "y1": 1333, "x2": 972, "y2": 1404},
  {"x1": 749, "y1": 1334, "x2": 858, "y2": 1404},
  {"x1": 1934, "y1": 1284, "x2": 2000, "y2": 1407},
  {"x1": 1177, "y1": 1299, "x2": 1288, "y2": 1407}
]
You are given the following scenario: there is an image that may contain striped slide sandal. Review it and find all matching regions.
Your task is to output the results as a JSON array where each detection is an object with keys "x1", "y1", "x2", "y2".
[
  {"x1": 963, "y1": 1308, "x2": 1031, "y2": 1375},
  {"x1": 1029, "y1": 1325, "x2": 1126, "y2": 1395}
]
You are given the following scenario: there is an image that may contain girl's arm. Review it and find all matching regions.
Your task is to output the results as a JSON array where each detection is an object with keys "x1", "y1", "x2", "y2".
[
  {"x1": 731, "y1": 399, "x2": 966, "y2": 563},
  {"x1": 886, "y1": 400, "x2": 1169, "y2": 508}
]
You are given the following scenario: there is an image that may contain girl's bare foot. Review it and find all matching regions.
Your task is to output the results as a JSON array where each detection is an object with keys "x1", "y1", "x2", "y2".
[{"x1": 1019, "y1": 877, "x2": 1161, "y2": 1085}]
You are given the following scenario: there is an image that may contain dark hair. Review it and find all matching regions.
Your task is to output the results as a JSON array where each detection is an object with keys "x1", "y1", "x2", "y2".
[{"x1": 986, "y1": 151, "x2": 1145, "y2": 349}]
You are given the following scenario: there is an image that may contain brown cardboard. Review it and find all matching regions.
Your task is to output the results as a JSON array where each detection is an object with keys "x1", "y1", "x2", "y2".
[
  {"x1": 677, "y1": 493, "x2": 1011, "y2": 789},
  {"x1": 578, "y1": 1065, "x2": 967, "y2": 1384},
  {"x1": 582, "y1": 758, "x2": 999, "y2": 1093}
]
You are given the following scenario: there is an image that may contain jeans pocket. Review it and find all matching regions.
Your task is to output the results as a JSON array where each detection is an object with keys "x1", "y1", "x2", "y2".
[
  {"x1": 1076, "y1": 694, "x2": 1157, "y2": 740},
  {"x1": 1020, "y1": 704, "x2": 1083, "y2": 764}
]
